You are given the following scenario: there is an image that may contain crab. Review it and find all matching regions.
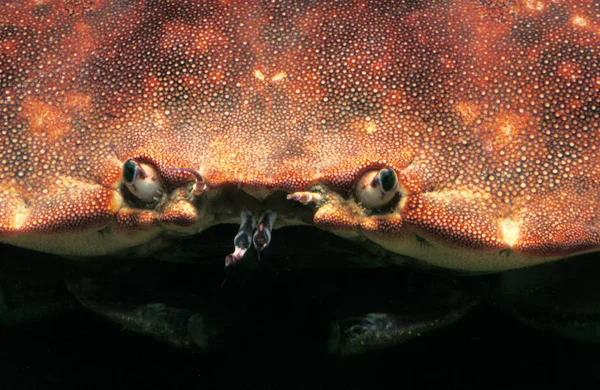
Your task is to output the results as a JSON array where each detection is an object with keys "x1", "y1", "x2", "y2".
[{"x1": 0, "y1": 0, "x2": 599, "y2": 355}]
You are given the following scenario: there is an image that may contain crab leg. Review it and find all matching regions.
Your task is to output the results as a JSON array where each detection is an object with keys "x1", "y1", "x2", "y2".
[
  {"x1": 225, "y1": 210, "x2": 256, "y2": 267},
  {"x1": 252, "y1": 210, "x2": 277, "y2": 260}
]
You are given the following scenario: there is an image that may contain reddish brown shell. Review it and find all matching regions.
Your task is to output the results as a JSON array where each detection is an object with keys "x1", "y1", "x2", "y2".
[{"x1": 0, "y1": 0, "x2": 599, "y2": 269}]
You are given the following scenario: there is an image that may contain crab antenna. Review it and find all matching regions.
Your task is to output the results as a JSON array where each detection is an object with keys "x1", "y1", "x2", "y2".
[
  {"x1": 287, "y1": 191, "x2": 323, "y2": 206},
  {"x1": 252, "y1": 210, "x2": 277, "y2": 261},
  {"x1": 162, "y1": 167, "x2": 207, "y2": 195},
  {"x1": 224, "y1": 210, "x2": 256, "y2": 268}
]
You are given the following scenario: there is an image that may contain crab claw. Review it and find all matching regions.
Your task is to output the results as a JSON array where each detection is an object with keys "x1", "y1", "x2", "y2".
[
  {"x1": 225, "y1": 210, "x2": 256, "y2": 267},
  {"x1": 252, "y1": 211, "x2": 277, "y2": 259}
]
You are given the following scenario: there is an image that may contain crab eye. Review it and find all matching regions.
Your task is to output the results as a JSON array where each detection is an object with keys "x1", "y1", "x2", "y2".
[
  {"x1": 378, "y1": 169, "x2": 397, "y2": 192},
  {"x1": 122, "y1": 159, "x2": 163, "y2": 203},
  {"x1": 354, "y1": 168, "x2": 399, "y2": 209},
  {"x1": 123, "y1": 159, "x2": 138, "y2": 183}
]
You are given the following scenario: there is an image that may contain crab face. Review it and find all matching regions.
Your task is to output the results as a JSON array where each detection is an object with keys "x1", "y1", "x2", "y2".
[{"x1": 0, "y1": 0, "x2": 598, "y2": 272}]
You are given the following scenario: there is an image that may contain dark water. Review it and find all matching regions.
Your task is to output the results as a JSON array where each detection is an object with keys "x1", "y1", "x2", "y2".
[
  {"x1": 3, "y1": 305, "x2": 600, "y2": 389},
  {"x1": 2, "y1": 229, "x2": 600, "y2": 389}
]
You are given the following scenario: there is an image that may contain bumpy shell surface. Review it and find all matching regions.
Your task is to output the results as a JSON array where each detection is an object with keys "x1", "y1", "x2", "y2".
[{"x1": 0, "y1": 0, "x2": 598, "y2": 271}]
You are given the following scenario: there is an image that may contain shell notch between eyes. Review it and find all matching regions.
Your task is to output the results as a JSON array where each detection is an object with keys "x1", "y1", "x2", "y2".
[
  {"x1": 122, "y1": 159, "x2": 164, "y2": 203},
  {"x1": 354, "y1": 168, "x2": 400, "y2": 209}
]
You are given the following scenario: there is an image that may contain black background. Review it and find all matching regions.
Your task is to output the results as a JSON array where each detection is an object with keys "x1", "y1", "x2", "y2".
[{"x1": 2, "y1": 227, "x2": 600, "y2": 390}]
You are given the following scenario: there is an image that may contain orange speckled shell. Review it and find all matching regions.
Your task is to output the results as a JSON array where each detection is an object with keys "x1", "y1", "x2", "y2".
[{"x1": 0, "y1": 0, "x2": 599, "y2": 266}]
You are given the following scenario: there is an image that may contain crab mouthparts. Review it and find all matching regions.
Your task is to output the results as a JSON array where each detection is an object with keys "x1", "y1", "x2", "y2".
[
  {"x1": 225, "y1": 209, "x2": 278, "y2": 268},
  {"x1": 189, "y1": 187, "x2": 324, "y2": 269}
]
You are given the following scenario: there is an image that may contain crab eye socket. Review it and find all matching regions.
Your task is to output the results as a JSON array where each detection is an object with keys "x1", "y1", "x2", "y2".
[
  {"x1": 123, "y1": 159, "x2": 138, "y2": 183},
  {"x1": 354, "y1": 168, "x2": 400, "y2": 209},
  {"x1": 121, "y1": 159, "x2": 163, "y2": 203}
]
